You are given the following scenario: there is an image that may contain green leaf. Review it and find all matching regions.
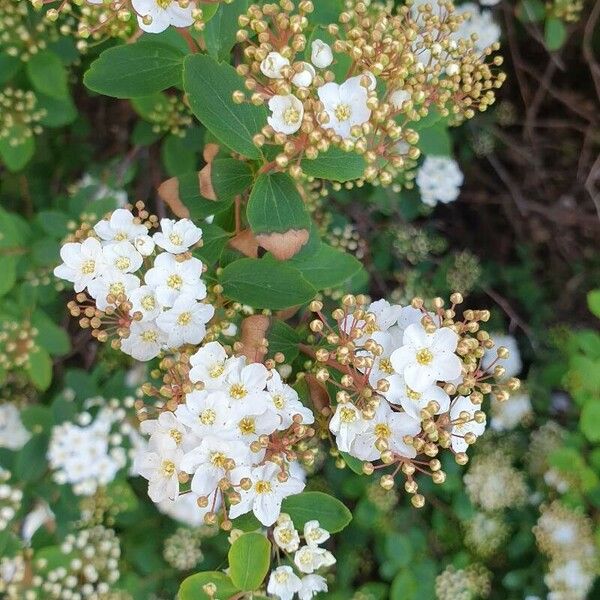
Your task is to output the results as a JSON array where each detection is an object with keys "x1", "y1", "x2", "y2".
[
  {"x1": 247, "y1": 172, "x2": 310, "y2": 234},
  {"x1": 183, "y1": 54, "x2": 266, "y2": 159},
  {"x1": 0, "y1": 132, "x2": 35, "y2": 172},
  {"x1": 161, "y1": 134, "x2": 197, "y2": 176},
  {"x1": 204, "y1": 0, "x2": 249, "y2": 60},
  {"x1": 0, "y1": 256, "x2": 17, "y2": 297},
  {"x1": 268, "y1": 320, "x2": 301, "y2": 362},
  {"x1": 545, "y1": 17, "x2": 567, "y2": 51},
  {"x1": 220, "y1": 258, "x2": 316, "y2": 309},
  {"x1": 15, "y1": 434, "x2": 50, "y2": 482},
  {"x1": 301, "y1": 147, "x2": 366, "y2": 182},
  {"x1": 26, "y1": 346, "x2": 53, "y2": 391},
  {"x1": 517, "y1": 0, "x2": 545, "y2": 22},
  {"x1": 587, "y1": 290, "x2": 600, "y2": 319},
  {"x1": 290, "y1": 243, "x2": 363, "y2": 290},
  {"x1": 581, "y1": 402, "x2": 600, "y2": 442},
  {"x1": 340, "y1": 451, "x2": 365, "y2": 475},
  {"x1": 84, "y1": 42, "x2": 184, "y2": 98},
  {"x1": 32, "y1": 310, "x2": 70, "y2": 357},
  {"x1": 36, "y1": 210, "x2": 70, "y2": 238},
  {"x1": 417, "y1": 124, "x2": 451, "y2": 156},
  {"x1": 26, "y1": 51, "x2": 68, "y2": 99},
  {"x1": 282, "y1": 491, "x2": 352, "y2": 533},
  {"x1": 228, "y1": 532, "x2": 271, "y2": 591},
  {"x1": 179, "y1": 571, "x2": 240, "y2": 600},
  {"x1": 193, "y1": 223, "x2": 230, "y2": 265},
  {"x1": 212, "y1": 158, "x2": 254, "y2": 202},
  {"x1": 167, "y1": 172, "x2": 233, "y2": 221},
  {"x1": 0, "y1": 55, "x2": 21, "y2": 86}
]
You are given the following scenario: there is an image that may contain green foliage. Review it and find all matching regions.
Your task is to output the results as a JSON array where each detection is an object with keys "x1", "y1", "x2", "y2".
[
  {"x1": 179, "y1": 571, "x2": 240, "y2": 600},
  {"x1": 228, "y1": 532, "x2": 271, "y2": 591},
  {"x1": 282, "y1": 491, "x2": 353, "y2": 533}
]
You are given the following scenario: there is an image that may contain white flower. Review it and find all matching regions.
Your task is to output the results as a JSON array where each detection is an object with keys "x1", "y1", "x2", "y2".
[
  {"x1": 317, "y1": 76, "x2": 371, "y2": 139},
  {"x1": 490, "y1": 393, "x2": 531, "y2": 431},
  {"x1": 273, "y1": 518, "x2": 301, "y2": 552},
  {"x1": 350, "y1": 401, "x2": 421, "y2": 461},
  {"x1": 144, "y1": 253, "x2": 206, "y2": 307},
  {"x1": 215, "y1": 360, "x2": 270, "y2": 413},
  {"x1": 260, "y1": 51, "x2": 290, "y2": 79},
  {"x1": 93, "y1": 208, "x2": 147, "y2": 243},
  {"x1": 267, "y1": 566, "x2": 302, "y2": 600},
  {"x1": 361, "y1": 71, "x2": 377, "y2": 91},
  {"x1": 233, "y1": 408, "x2": 281, "y2": 443},
  {"x1": 482, "y1": 334, "x2": 522, "y2": 379},
  {"x1": 181, "y1": 437, "x2": 251, "y2": 497},
  {"x1": 294, "y1": 545, "x2": 336, "y2": 574},
  {"x1": 120, "y1": 320, "x2": 167, "y2": 361},
  {"x1": 153, "y1": 218, "x2": 202, "y2": 254},
  {"x1": 158, "y1": 491, "x2": 217, "y2": 527},
  {"x1": 328, "y1": 403, "x2": 368, "y2": 452},
  {"x1": 388, "y1": 375, "x2": 451, "y2": 421},
  {"x1": 22, "y1": 502, "x2": 54, "y2": 543},
  {"x1": 299, "y1": 574, "x2": 328, "y2": 600},
  {"x1": 87, "y1": 271, "x2": 140, "y2": 310},
  {"x1": 156, "y1": 294, "x2": 214, "y2": 347},
  {"x1": 453, "y1": 3, "x2": 501, "y2": 54},
  {"x1": 139, "y1": 412, "x2": 194, "y2": 451},
  {"x1": 268, "y1": 94, "x2": 304, "y2": 135},
  {"x1": 136, "y1": 445, "x2": 183, "y2": 502},
  {"x1": 449, "y1": 396, "x2": 486, "y2": 453},
  {"x1": 416, "y1": 156, "x2": 464, "y2": 207},
  {"x1": 132, "y1": 0, "x2": 194, "y2": 34},
  {"x1": 267, "y1": 371, "x2": 315, "y2": 430},
  {"x1": 303, "y1": 521, "x2": 329, "y2": 547},
  {"x1": 229, "y1": 462, "x2": 305, "y2": 526},
  {"x1": 134, "y1": 234, "x2": 155, "y2": 256},
  {"x1": 311, "y1": 39, "x2": 333, "y2": 68},
  {"x1": 390, "y1": 89, "x2": 410, "y2": 109},
  {"x1": 390, "y1": 323, "x2": 462, "y2": 392},
  {"x1": 102, "y1": 241, "x2": 143, "y2": 274},
  {"x1": 292, "y1": 62, "x2": 315, "y2": 87},
  {"x1": 189, "y1": 341, "x2": 232, "y2": 388},
  {"x1": 0, "y1": 404, "x2": 30, "y2": 450},
  {"x1": 53, "y1": 237, "x2": 105, "y2": 292},
  {"x1": 175, "y1": 390, "x2": 235, "y2": 438},
  {"x1": 129, "y1": 285, "x2": 162, "y2": 321},
  {"x1": 363, "y1": 329, "x2": 403, "y2": 390}
]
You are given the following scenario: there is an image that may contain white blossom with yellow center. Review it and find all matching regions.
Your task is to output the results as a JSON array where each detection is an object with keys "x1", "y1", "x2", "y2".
[
  {"x1": 267, "y1": 94, "x2": 305, "y2": 135},
  {"x1": 131, "y1": 0, "x2": 195, "y2": 34}
]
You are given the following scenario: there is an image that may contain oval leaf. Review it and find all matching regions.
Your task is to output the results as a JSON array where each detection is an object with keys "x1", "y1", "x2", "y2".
[
  {"x1": 281, "y1": 491, "x2": 352, "y2": 533},
  {"x1": 228, "y1": 532, "x2": 271, "y2": 591},
  {"x1": 302, "y1": 147, "x2": 366, "y2": 182},
  {"x1": 179, "y1": 571, "x2": 239, "y2": 600}
]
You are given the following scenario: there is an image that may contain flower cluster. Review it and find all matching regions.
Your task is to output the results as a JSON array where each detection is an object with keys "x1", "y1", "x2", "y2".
[
  {"x1": 453, "y1": 2, "x2": 501, "y2": 54},
  {"x1": 0, "y1": 403, "x2": 31, "y2": 451},
  {"x1": 47, "y1": 402, "x2": 136, "y2": 496},
  {"x1": 266, "y1": 514, "x2": 334, "y2": 600},
  {"x1": 305, "y1": 293, "x2": 520, "y2": 506},
  {"x1": 54, "y1": 205, "x2": 214, "y2": 362},
  {"x1": 463, "y1": 511, "x2": 509, "y2": 559},
  {"x1": 0, "y1": 88, "x2": 46, "y2": 148},
  {"x1": 416, "y1": 156, "x2": 464, "y2": 207},
  {"x1": 145, "y1": 94, "x2": 193, "y2": 138},
  {"x1": 435, "y1": 563, "x2": 491, "y2": 600},
  {"x1": 533, "y1": 502, "x2": 598, "y2": 600},
  {"x1": 0, "y1": 469, "x2": 22, "y2": 533},
  {"x1": 163, "y1": 527, "x2": 204, "y2": 570},
  {"x1": 136, "y1": 341, "x2": 316, "y2": 527},
  {"x1": 235, "y1": 0, "x2": 504, "y2": 186}
]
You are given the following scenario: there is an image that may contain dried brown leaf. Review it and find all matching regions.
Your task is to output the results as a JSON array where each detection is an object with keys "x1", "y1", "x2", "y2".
[
  {"x1": 238, "y1": 315, "x2": 271, "y2": 363},
  {"x1": 229, "y1": 229, "x2": 260, "y2": 258},
  {"x1": 305, "y1": 374, "x2": 331, "y2": 413},
  {"x1": 157, "y1": 177, "x2": 190, "y2": 219},
  {"x1": 256, "y1": 228, "x2": 310, "y2": 260}
]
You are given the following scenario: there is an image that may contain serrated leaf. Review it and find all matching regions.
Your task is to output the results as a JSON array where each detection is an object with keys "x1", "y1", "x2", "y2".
[
  {"x1": 220, "y1": 258, "x2": 316, "y2": 309},
  {"x1": 282, "y1": 491, "x2": 352, "y2": 533},
  {"x1": 183, "y1": 54, "x2": 266, "y2": 159},
  {"x1": 301, "y1": 147, "x2": 366, "y2": 182},
  {"x1": 228, "y1": 532, "x2": 271, "y2": 591},
  {"x1": 84, "y1": 42, "x2": 184, "y2": 98}
]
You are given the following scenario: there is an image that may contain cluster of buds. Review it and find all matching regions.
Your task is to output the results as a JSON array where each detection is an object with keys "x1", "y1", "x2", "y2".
[
  {"x1": 305, "y1": 293, "x2": 520, "y2": 507},
  {"x1": 146, "y1": 94, "x2": 193, "y2": 138},
  {"x1": 0, "y1": 469, "x2": 22, "y2": 533},
  {"x1": 234, "y1": 0, "x2": 504, "y2": 187},
  {"x1": 548, "y1": 0, "x2": 584, "y2": 23},
  {"x1": 0, "y1": 319, "x2": 39, "y2": 372},
  {"x1": 0, "y1": 89, "x2": 46, "y2": 148}
]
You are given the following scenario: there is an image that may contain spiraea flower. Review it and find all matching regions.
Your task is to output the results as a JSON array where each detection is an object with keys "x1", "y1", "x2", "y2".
[
  {"x1": 135, "y1": 341, "x2": 315, "y2": 528},
  {"x1": 54, "y1": 204, "x2": 214, "y2": 362},
  {"x1": 0, "y1": 403, "x2": 30, "y2": 451},
  {"x1": 416, "y1": 156, "x2": 464, "y2": 207},
  {"x1": 306, "y1": 293, "x2": 519, "y2": 507},
  {"x1": 131, "y1": 0, "x2": 196, "y2": 34}
]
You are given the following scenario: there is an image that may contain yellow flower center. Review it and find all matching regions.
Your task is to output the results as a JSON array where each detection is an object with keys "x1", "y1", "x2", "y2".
[
  {"x1": 114, "y1": 231, "x2": 128, "y2": 241},
  {"x1": 167, "y1": 274, "x2": 183, "y2": 290},
  {"x1": 416, "y1": 348, "x2": 433, "y2": 365},
  {"x1": 169, "y1": 428, "x2": 182, "y2": 444},
  {"x1": 275, "y1": 571, "x2": 289, "y2": 583},
  {"x1": 210, "y1": 451, "x2": 227, "y2": 468},
  {"x1": 208, "y1": 362, "x2": 225, "y2": 378},
  {"x1": 254, "y1": 480, "x2": 272, "y2": 494},
  {"x1": 334, "y1": 103, "x2": 352, "y2": 121},
  {"x1": 340, "y1": 406, "x2": 357, "y2": 423},
  {"x1": 379, "y1": 358, "x2": 394, "y2": 375},
  {"x1": 169, "y1": 233, "x2": 183, "y2": 246},
  {"x1": 374, "y1": 423, "x2": 391, "y2": 439},
  {"x1": 238, "y1": 417, "x2": 256, "y2": 435},
  {"x1": 156, "y1": 0, "x2": 172, "y2": 8},
  {"x1": 141, "y1": 330, "x2": 158, "y2": 343},
  {"x1": 278, "y1": 528, "x2": 294, "y2": 543},
  {"x1": 199, "y1": 408, "x2": 216, "y2": 425},
  {"x1": 81, "y1": 260, "x2": 96, "y2": 275},
  {"x1": 177, "y1": 311, "x2": 192, "y2": 326},
  {"x1": 229, "y1": 383, "x2": 247, "y2": 400},
  {"x1": 161, "y1": 460, "x2": 175, "y2": 476},
  {"x1": 108, "y1": 282, "x2": 125, "y2": 296},
  {"x1": 406, "y1": 387, "x2": 422, "y2": 401},
  {"x1": 141, "y1": 295, "x2": 156, "y2": 311},
  {"x1": 272, "y1": 394, "x2": 285, "y2": 409},
  {"x1": 283, "y1": 106, "x2": 300, "y2": 125},
  {"x1": 115, "y1": 256, "x2": 130, "y2": 271}
]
